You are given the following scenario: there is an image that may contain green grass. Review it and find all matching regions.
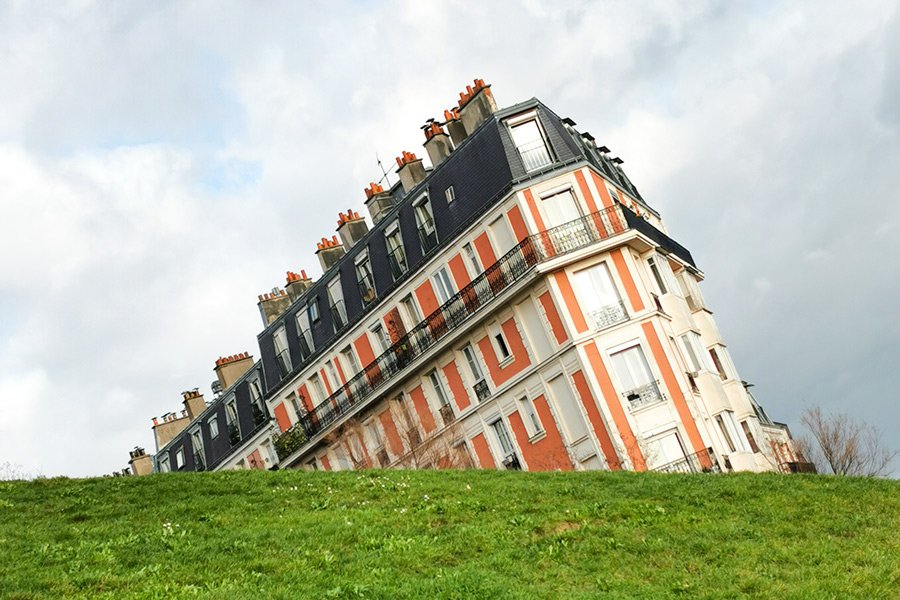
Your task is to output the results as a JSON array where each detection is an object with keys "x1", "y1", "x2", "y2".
[{"x1": 0, "y1": 471, "x2": 897, "y2": 599}]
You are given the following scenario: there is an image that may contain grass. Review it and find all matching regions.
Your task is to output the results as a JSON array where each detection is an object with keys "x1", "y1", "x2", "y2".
[{"x1": 0, "y1": 471, "x2": 897, "y2": 599}]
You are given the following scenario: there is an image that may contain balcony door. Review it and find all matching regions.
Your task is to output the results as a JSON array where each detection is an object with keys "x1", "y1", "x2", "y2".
[
  {"x1": 540, "y1": 189, "x2": 582, "y2": 228},
  {"x1": 644, "y1": 430, "x2": 687, "y2": 470},
  {"x1": 610, "y1": 344, "x2": 662, "y2": 410},
  {"x1": 573, "y1": 263, "x2": 626, "y2": 330}
]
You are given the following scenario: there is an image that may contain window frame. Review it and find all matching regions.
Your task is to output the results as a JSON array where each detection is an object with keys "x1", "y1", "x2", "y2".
[
  {"x1": 385, "y1": 221, "x2": 408, "y2": 280},
  {"x1": 355, "y1": 250, "x2": 377, "y2": 307},
  {"x1": 507, "y1": 111, "x2": 554, "y2": 172},
  {"x1": 208, "y1": 415, "x2": 220, "y2": 439},
  {"x1": 296, "y1": 308, "x2": 315, "y2": 361},
  {"x1": 432, "y1": 267, "x2": 456, "y2": 304},
  {"x1": 520, "y1": 396, "x2": 543, "y2": 437},
  {"x1": 445, "y1": 185, "x2": 455, "y2": 204},
  {"x1": 427, "y1": 369, "x2": 451, "y2": 408},
  {"x1": 327, "y1": 278, "x2": 348, "y2": 332}
]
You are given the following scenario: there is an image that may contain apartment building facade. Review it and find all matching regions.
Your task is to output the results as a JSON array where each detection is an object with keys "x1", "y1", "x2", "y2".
[{"x1": 144, "y1": 80, "x2": 803, "y2": 476}]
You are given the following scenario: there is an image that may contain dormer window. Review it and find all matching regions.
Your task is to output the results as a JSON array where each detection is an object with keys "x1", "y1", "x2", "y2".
[
  {"x1": 296, "y1": 306, "x2": 315, "y2": 361},
  {"x1": 509, "y1": 113, "x2": 552, "y2": 171},
  {"x1": 385, "y1": 221, "x2": 407, "y2": 280},
  {"x1": 327, "y1": 278, "x2": 347, "y2": 332},
  {"x1": 413, "y1": 194, "x2": 437, "y2": 253},
  {"x1": 355, "y1": 251, "x2": 377, "y2": 306},
  {"x1": 273, "y1": 325, "x2": 291, "y2": 377}
]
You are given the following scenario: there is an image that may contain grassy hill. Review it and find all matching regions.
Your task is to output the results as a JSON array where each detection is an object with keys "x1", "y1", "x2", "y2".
[{"x1": 0, "y1": 471, "x2": 897, "y2": 599}]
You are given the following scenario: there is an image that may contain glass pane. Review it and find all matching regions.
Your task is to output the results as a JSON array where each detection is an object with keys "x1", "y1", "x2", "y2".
[{"x1": 541, "y1": 191, "x2": 582, "y2": 227}]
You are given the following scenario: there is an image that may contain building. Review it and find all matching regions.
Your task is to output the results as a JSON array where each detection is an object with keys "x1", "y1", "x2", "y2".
[{"x1": 132, "y1": 79, "x2": 807, "y2": 476}]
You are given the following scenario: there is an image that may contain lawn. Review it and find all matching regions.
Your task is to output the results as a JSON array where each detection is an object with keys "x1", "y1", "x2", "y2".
[{"x1": 0, "y1": 470, "x2": 897, "y2": 599}]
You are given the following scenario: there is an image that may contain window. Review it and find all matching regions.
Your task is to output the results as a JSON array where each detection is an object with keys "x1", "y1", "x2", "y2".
[
  {"x1": 310, "y1": 374, "x2": 328, "y2": 405},
  {"x1": 716, "y1": 414, "x2": 736, "y2": 453},
  {"x1": 158, "y1": 455, "x2": 170, "y2": 473},
  {"x1": 414, "y1": 195, "x2": 437, "y2": 253},
  {"x1": 355, "y1": 252, "x2": 377, "y2": 306},
  {"x1": 647, "y1": 256, "x2": 668, "y2": 295},
  {"x1": 573, "y1": 262, "x2": 626, "y2": 330},
  {"x1": 463, "y1": 243, "x2": 481, "y2": 276},
  {"x1": 491, "y1": 326, "x2": 512, "y2": 361},
  {"x1": 716, "y1": 411, "x2": 750, "y2": 453},
  {"x1": 175, "y1": 448, "x2": 185, "y2": 470},
  {"x1": 308, "y1": 296, "x2": 320, "y2": 323},
  {"x1": 427, "y1": 369, "x2": 451, "y2": 408},
  {"x1": 327, "y1": 278, "x2": 347, "y2": 332},
  {"x1": 509, "y1": 117, "x2": 552, "y2": 171},
  {"x1": 521, "y1": 396, "x2": 543, "y2": 435},
  {"x1": 296, "y1": 309, "x2": 314, "y2": 361},
  {"x1": 610, "y1": 344, "x2": 663, "y2": 409},
  {"x1": 490, "y1": 419, "x2": 516, "y2": 459},
  {"x1": 208, "y1": 416, "x2": 220, "y2": 439},
  {"x1": 607, "y1": 187, "x2": 621, "y2": 204},
  {"x1": 326, "y1": 361, "x2": 341, "y2": 391},
  {"x1": 249, "y1": 378, "x2": 266, "y2": 418},
  {"x1": 399, "y1": 294, "x2": 421, "y2": 330},
  {"x1": 741, "y1": 420, "x2": 761, "y2": 453},
  {"x1": 681, "y1": 332, "x2": 712, "y2": 374},
  {"x1": 225, "y1": 400, "x2": 238, "y2": 427},
  {"x1": 191, "y1": 429, "x2": 205, "y2": 469},
  {"x1": 273, "y1": 325, "x2": 291, "y2": 377},
  {"x1": 709, "y1": 347, "x2": 729, "y2": 380},
  {"x1": 385, "y1": 223, "x2": 407, "y2": 280},
  {"x1": 463, "y1": 344, "x2": 489, "y2": 402},
  {"x1": 677, "y1": 271, "x2": 704, "y2": 311},
  {"x1": 445, "y1": 185, "x2": 455, "y2": 203},
  {"x1": 432, "y1": 267, "x2": 456, "y2": 304},
  {"x1": 287, "y1": 392, "x2": 304, "y2": 420},
  {"x1": 341, "y1": 346, "x2": 361, "y2": 376},
  {"x1": 371, "y1": 324, "x2": 391, "y2": 353},
  {"x1": 540, "y1": 189, "x2": 582, "y2": 227},
  {"x1": 365, "y1": 419, "x2": 384, "y2": 450}
]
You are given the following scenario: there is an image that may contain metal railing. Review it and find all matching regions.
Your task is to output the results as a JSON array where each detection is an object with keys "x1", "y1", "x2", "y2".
[
  {"x1": 624, "y1": 380, "x2": 666, "y2": 411},
  {"x1": 654, "y1": 448, "x2": 721, "y2": 474},
  {"x1": 517, "y1": 140, "x2": 553, "y2": 172},
  {"x1": 585, "y1": 301, "x2": 628, "y2": 331},
  {"x1": 291, "y1": 204, "x2": 630, "y2": 449}
]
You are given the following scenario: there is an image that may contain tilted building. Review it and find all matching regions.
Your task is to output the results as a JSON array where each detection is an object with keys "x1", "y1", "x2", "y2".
[{"x1": 145, "y1": 80, "x2": 807, "y2": 476}]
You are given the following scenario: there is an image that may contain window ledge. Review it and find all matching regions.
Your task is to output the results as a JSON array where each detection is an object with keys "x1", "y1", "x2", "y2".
[
  {"x1": 528, "y1": 430, "x2": 547, "y2": 444},
  {"x1": 497, "y1": 355, "x2": 515, "y2": 368}
]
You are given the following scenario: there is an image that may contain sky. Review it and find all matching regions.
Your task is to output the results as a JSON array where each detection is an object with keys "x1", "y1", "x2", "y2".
[{"x1": 1, "y1": 0, "x2": 898, "y2": 477}]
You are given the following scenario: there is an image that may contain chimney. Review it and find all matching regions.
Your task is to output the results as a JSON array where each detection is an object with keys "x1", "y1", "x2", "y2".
[
  {"x1": 285, "y1": 269, "x2": 313, "y2": 301},
  {"x1": 316, "y1": 235, "x2": 345, "y2": 272},
  {"x1": 257, "y1": 287, "x2": 291, "y2": 326},
  {"x1": 182, "y1": 388, "x2": 207, "y2": 421},
  {"x1": 423, "y1": 120, "x2": 453, "y2": 168},
  {"x1": 444, "y1": 108, "x2": 467, "y2": 147},
  {"x1": 457, "y1": 79, "x2": 497, "y2": 136},
  {"x1": 364, "y1": 182, "x2": 396, "y2": 224},
  {"x1": 336, "y1": 209, "x2": 369, "y2": 248},
  {"x1": 395, "y1": 151, "x2": 427, "y2": 194},
  {"x1": 214, "y1": 352, "x2": 254, "y2": 391},
  {"x1": 128, "y1": 446, "x2": 153, "y2": 476}
]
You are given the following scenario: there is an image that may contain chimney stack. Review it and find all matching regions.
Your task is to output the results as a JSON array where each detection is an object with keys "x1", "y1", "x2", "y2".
[
  {"x1": 182, "y1": 388, "x2": 207, "y2": 421},
  {"x1": 395, "y1": 151, "x2": 427, "y2": 194},
  {"x1": 285, "y1": 269, "x2": 313, "y2": 301},
  {"x1": 128, "y1": 446, "x2": 153, "y2": 476},
  {"x1": 257, "y1": 287, "x2": 291, "y2": 326},
  {"x1": 423, "y1": 120, "x2": 453, "y2": 168},
  {"x1": 213, "y1": 352, "x2": 254, "y2": 391},
  {"x1": 336, "y1": 209, "x2": 369, "y2": 248},
  {"x1": 443, "y1": 108, "x2": 467, "y2": 147},
  {"x1": 364, "y1": 182, "x2": 396, "y2": 224},
  {"x1": 457, "y1": 79, "x2": 497, "y2": 136},
  {"x1": 316, "y1": 235, "x2": 346, "y2": 272}
]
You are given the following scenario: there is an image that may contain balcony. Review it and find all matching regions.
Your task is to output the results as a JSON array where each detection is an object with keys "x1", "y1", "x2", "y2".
[
  {"x1": 653, "y1": 448, "x2": 721, "y2": 474},
  {"x1": 286, "y1": 204, "x2": 679, "y2": 460},
  {"x1": 517, "y1": 139, "x2": 553, "y2": 172},
  {"x1": 623, "y1": 380, "x2": 666, "y2": 411},
  {"x1": 585, "y1": 301, "x2": 628, "y2": 331}
]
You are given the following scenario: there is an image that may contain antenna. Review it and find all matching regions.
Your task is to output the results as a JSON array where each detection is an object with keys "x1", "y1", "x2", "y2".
[{"x1": 375, "y1": 153, "x2": 392, "y2": 188}]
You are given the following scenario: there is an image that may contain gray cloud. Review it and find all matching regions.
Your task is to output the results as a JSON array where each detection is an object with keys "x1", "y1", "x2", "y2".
[{"x1": 0, "y1": 0, "x2": 897, "y2": 476}]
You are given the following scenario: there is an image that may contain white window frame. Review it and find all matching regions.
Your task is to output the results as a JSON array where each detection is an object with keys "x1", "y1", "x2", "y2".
[
  {"x1": 273, "y1": 325, "x2": 292, "y2": 373},
  {"x1": 158, "y1": 455, "x2": 170, "y2": 473},
  {"x1": 432, "y1": 267, "x2": 456, "y2": 304},
  {"x1": 371, "y1": 323, "x2": 391, "y2": 354},
  {"x1": 385, "y1": 222, "x2": 407, "y2": 279},
  {"x1": 490, "y1": 324, "x2": 513, "y2": 364},
  {"x1": 413, "y1": 194, "x2": 436, "y2": 235},
  {"x1": 341, "y1": 345, "x2": 362, "y2": 377},
  {"x1": 175, "y1": 448, "x2": 185, "y2": 470},
  {"x1": 427, "y1": 369, "x2": 451, "y2": 408},
  {"x1": 355, "y1": 250, "x2": 377, "y2": 306},
  {"x1": 445, "y1": 185, "x2": 455, "y2": 204},
  {"x1": 507, "y1": 111, "x2": 553, "y2": 172},
  {"x1": 463, "y1": 242, "x2": 481, "y2": 276},
  {"x1": 296, "y1": 309, "x2": 314, "y2": 360},
  {"x1": 208, "y1": 415, "x2": 220, "y2": 439},
  {"x1": 327, "y1": 277, "x2": 347, "y2": 332},
  {"x1": 520, "y1": 396, "x2": 543, "y2": 437},
  {"x1": 490, "y1": 418, "x2": 516, "y2": 459},
  {"x1": 309, "y1": 373, "x2": 328, "y2": 405},
  {"x1": 461, "y1": 343, "x2": 485, "y2": 384},
  {"x1": 225, "y1": 399, "x2": 239, "y2": 429}
]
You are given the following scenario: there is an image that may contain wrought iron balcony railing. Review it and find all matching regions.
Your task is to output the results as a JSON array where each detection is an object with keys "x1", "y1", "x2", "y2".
[
  {"x1": 585, "y1": 301, "x2": 629, "y2": 331},
  {"x1": 517, "y1": 139, "x2": 553, "y2": 172},
  {"x1": 653, "y1": 448, "x2": 721, "y2": 474},
  {"x1": 623, "y1": 380, "x2": 666, "y2": 411},
  {"x1": 290, "y1": 204, "x2": 634, "y2": 450}
]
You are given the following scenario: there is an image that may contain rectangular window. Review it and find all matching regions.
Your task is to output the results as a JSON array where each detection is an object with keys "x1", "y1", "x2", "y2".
[
  {"x1": 310, "y1": 374, "x2": 328, "y2": 405},
  {"x1": 573, "y1": 262, "x2": 627, "y2": 330},
  {"x1": 355, "y1": 252, "x2": 377, "y2": 306},
  {"x1": 327, "y1": 278, "x2": 347, "y2": 332},
  {"x1": 296, "y1": 309, "x2": 314, "y2": 361},
  {"x1": 681, "y1": 332, "x2": 712, "y2": 373},
  {"x1": 741, "y1": 420, "x2": 761, "y2": 453},
  {"x1": 249, "y1": 378, "x2": 266, "y2": 417},
  {"x1": 414, "y1": 195, "x2": 437, "y2": 253},
  {"x1": 273, "y1": 325, "x2": 291, "y2": 377},
  {"x1": 491, "y1": 419, "x2": 516, "y2": 458},
  {"x1": 371, "y1": 324, "x2": 391, "y2": 353},
  {"x1": 365, "y1": 419, "x2": 384, "y2": 450},
  {"x1": 326, "y1": 361, "x2": 341, "y2": 391},
  {"x1": 445, "y1": 185, "x2": 455, "y2": 203},
  {"x1": 716, "y1": 410, "x2": 750, "y2": 453},
  {"x1": 461, "y1": 343, "x2": 484, "y2": 382},
  {"x1": 488, "y1": 215, "x2": 516, "y2": 256},
  {"x1": 191, "y1": 430, "x2": 205, "y2": 469},
  {"x1": 647, "y1": 256, "x2": 668, "y2": 295},
  {"x1": 225, "y1": 400, "x2": 238, "y2": 428},
  {"x1": 175, "y1": 448, "x2": 185, "y2": 470},
  {"x1": 716, "y1": 414, "x2": 737, "y2": 453},
  {"x1": 463, "y1": 242, "x2": 481, "y2": 276},
  {"x1": 540, "y1": 189, "x2": 582, "y2": 228},
  {"x1": 399, "y1": 294, "x2": 421, "y2": 330},
  {"x1": 308, "y1": 296, "x2": 320, "y2": 323},
  {"x1": 491, "y1": 326, "x2": 512, "y2": 361},
  {"x1": 610, "y1": 344, "x2": 663, "y2": 409},
  {"x1": 287, "y1": 392, "x2": 304, "y2": 420},
  {"x1": 521, "y1": 396, "x2": 543, "y2": 435},
  {"x1": 341, "y1": 346, "x2": 362, "y2": 376},
  {"x1": 709, "y1": 347, "x2": 729, "y2": 380},
  {"x1": 432, "y1": 267, "x2": 456, "y2": 304},
  {"x1": 427, "y1": 369, "x2": 451, "y2": 407},
  {"x1": 208, "y1": 416, "x2": 219, "y2": 439},
  {"x1": 385, "y1": 224, "x2": 407, "y2": 280},
  {"x1": 510, "y1": 117, "x2": 552, "y2": 171},
  {"x1": 158, "y1": 456, "x2": 170, "y2": 473}
]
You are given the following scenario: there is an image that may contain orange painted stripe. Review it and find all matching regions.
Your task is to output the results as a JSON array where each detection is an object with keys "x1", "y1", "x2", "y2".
[
  {"x1": 297, "y1": 384, "x2": 313, "y2": 412},
  {"x1": 477, "y1": 318, "x2": 532, "y2": 387},
  {"x1": 471, "y1": 433, "x2": 496, "y2": 468},
  {"x1": 384, "y1": 307, "x2": 406, "y2": 343},
  {"x1": 353, "y1": 334, "x2": 376, "y2": 366},
  {"x1": 574, "y1": 169, "x2": 599, "y2": 213},
  {"x1": 333, "y1": 357, "x2": 347, "y2": 386},
  {"x1": 319, "y1": 368, "x2": 333, "y2": 396},
  {"x1": 507, "y1": 204, "x2": 529, "y2": 241},
  {"x1": 320, "y1": 454, "x2": 332, "y2": 471},
  {"x1": 553, "y1": 271, "x2": 588, "y2": 334},
  {"x1": 442, "y1": 359, "x2": 471, "y2": 411},
  {"x1": 610, "y1": 247, "x2": 645, "y2": 312},
  {"x1": 571, "y1": 370, "x2": 621, "y2": 470},
  {"x1": 641, "y1": 321, "x2": 707, "y2": 459},
  {"x1": 273, "y1": 402, "x2": 291, "y2": 432},
  {"x1": 414, "y1": 280, "x2": 440, "y2": 317},
  {"x1": 522, "y1": 188, "x2": 547, "y2": 230},
  {"x1": 538, "y1": 291, "x2": 568, "y2": 345},
  {"x1": 473, "y1": 231, "x2": 497, "y2": 268},
  {"x1": 584, "y1": 341, "x2": 645, "y2": 470},
  {"x1": 409, "y1": 385, "x2": 436, "y2": 434},
  {"x1": 589, "y1": 170, "x2": 615, "y2": 208},
  {"x1": 508, "y1": 395, "x2": 573, "y2": 471},
  {"x1": 378, "y1": 409, "x2": 404, "y2": 456},
  {"x1": 447, "y1": 253, "x2": 471, "y2": 290}
]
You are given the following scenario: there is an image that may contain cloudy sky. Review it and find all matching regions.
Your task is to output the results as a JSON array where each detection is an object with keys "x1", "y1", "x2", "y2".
[{"x1": 1, "y1": 1, "x2": 898, "y2": 477}]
